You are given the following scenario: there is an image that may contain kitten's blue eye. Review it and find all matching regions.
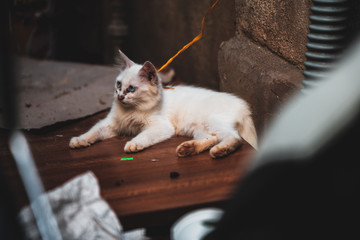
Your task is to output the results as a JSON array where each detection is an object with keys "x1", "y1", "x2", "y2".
[
  {"x1": 128, "y1": 85, "x2": 136, "y2": 92},
  {"x1": 117, "y1": 81, "x2": 121, "y2": 89}
]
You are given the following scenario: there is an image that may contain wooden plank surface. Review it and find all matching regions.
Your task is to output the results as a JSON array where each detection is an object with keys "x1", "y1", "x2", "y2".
[{"x1": 0, "y1": 110, "x2": 255, "y2": 230}]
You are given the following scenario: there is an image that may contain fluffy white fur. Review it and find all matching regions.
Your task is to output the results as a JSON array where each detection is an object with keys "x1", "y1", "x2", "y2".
[{"x1": 69, "y1": 50, "x2": 257, "y2": 158}]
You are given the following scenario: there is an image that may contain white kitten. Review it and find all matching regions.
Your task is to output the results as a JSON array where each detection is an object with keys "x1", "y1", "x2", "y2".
[{"x1": 69, "y1": 50, "x2": 257, "y2": 158}]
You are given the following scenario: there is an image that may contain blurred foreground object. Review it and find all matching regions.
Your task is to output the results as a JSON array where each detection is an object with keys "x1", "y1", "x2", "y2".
[{"x1": 204, "y1": 37, "x2": 360, "y2": 240}]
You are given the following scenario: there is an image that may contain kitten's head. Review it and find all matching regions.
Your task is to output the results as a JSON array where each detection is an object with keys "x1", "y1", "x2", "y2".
[{"x1": 114, "y1": 49, "x2": 162, "y2": 111}]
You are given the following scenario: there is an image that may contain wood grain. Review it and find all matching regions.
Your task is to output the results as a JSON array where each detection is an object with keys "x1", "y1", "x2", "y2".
[{"x1": 0, "y1": 110, "x2": 256, "y2": 230}]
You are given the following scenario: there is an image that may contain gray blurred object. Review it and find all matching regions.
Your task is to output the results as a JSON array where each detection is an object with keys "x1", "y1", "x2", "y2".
[
  {"x1": 255, "y1": 35, "x2": 360, "y2": 169},
  {"x1": 204, "y1": 37, "x2": 360, "y2": 240},
  {"x1": 1, "y1": 2, "x2": 62, "y2": 240},
  {"x1": 9, "y1": 131, "x2": 63, "y2": 240}
]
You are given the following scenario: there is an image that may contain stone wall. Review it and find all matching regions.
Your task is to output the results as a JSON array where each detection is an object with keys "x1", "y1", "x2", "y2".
[
  {"x1": 219, "y1": 0, "x2": 312, "y2": 136},
  {"x1": 236, "y1": 0, "x2": 311, "y2": 68}
]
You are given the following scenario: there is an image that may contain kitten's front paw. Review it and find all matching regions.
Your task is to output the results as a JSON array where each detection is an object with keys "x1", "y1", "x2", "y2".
[
  {"x1": 69, "y1": 136, "x2": 91, "y2": 149},
  {"x1": 176, "y1": 141, "x2": 197, "y2": 157},
  {"x1": 124, "y1": 141, "x2": 144, "y2": 153}
]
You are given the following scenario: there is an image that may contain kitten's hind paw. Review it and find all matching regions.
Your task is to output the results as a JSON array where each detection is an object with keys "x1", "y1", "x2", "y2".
[
  {"x1": 69, "y1": 136, "x2": 91, "y2": 149},
  {"x1": 209, "y1": 146, "x2": 230, "y2": 158}
]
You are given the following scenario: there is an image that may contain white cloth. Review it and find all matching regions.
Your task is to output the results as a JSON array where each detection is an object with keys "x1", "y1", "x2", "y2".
[{"x1": 19, "y1": 171, "x2": 122, "y2": 240}]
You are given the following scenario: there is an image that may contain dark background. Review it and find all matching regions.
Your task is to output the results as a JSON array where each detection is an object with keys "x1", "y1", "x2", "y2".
[{"x1": 10, "y1": 0, "x2": 235, "y2": 90}]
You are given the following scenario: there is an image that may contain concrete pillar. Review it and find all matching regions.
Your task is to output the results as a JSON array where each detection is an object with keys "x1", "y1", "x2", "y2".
[{"x1": 219, "y1": 0, "x2": 312, "y2": 136}]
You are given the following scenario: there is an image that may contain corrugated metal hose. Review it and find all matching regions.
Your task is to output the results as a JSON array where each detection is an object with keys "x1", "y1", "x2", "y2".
[{"x1": 302, "y1": 0, "x2": 349, "y2": 89}]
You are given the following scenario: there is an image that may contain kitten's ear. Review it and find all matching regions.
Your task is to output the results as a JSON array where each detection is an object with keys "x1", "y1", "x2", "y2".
[
  {"x1": 114, "y1": 49, "x2": 135, "y2": 70},
  {"x1": 139, "y1": 61, "x2": 158, "y2": 84}
]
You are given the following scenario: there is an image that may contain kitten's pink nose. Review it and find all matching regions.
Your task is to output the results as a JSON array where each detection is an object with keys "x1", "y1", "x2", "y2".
[{"x1": 118, "y1": 95, "x2": 125, "y2": 101}]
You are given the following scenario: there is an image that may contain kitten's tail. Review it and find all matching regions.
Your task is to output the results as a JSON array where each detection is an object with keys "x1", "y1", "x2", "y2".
[
  {"x1": 237, "y1": 109, "x2": 258, "y2": 150},
  {"x1": 158, "y1": 68, "x2": 175, "y2": 85}
]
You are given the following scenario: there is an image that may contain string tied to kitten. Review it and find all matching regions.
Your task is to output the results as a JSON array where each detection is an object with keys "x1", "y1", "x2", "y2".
[{"x1": 157, "y1": 0, "x2": 220, "y2": 73}]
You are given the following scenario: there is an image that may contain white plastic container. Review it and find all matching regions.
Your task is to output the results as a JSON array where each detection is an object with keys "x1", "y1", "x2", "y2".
[{"x1": 171, "y1": 208, "x2": 224, "y2": 240}]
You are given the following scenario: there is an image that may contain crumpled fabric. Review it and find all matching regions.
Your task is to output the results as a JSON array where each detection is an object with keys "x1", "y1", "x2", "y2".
[{"x1": 18, "y1": 171, "x2": 122, "y2": 240}]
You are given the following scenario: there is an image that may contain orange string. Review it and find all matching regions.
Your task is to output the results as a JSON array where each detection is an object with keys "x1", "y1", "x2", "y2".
[{"x1": 157, "y1": 0, "x2": 220, "y2": 73}]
